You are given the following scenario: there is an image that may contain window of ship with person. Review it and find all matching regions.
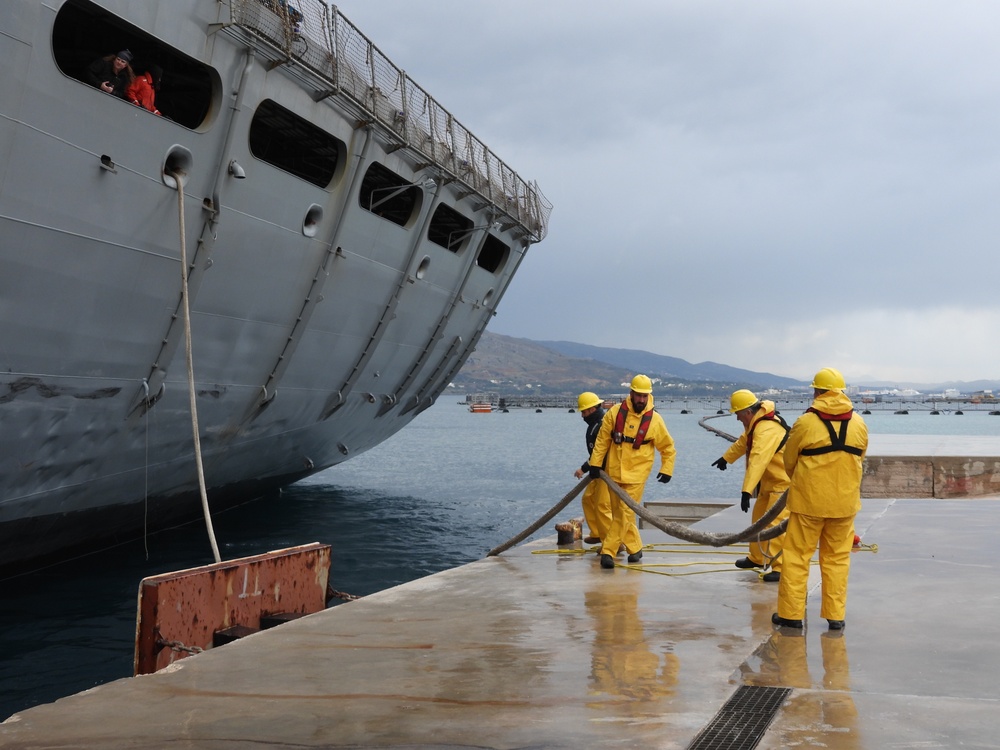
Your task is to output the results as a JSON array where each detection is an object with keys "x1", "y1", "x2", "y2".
[{"x1": 52, "y1": 0, "x2": 215, "y2": 129}]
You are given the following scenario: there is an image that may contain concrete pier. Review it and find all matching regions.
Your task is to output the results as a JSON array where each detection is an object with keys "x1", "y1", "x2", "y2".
[
  {"x1": 2, "y1": 438, "x2": 998, "y2": 749},
  {"x1": 863, "y1": 434, "x2": 1000, "y2": 498}
]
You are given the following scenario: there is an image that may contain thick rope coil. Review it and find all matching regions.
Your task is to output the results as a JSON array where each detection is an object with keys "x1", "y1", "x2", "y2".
[
  {"x1": 487, "y1": 473, "x2": 786, "y2": 557},
  {"x1": 599, "y1": 469, "x2": 788, "y2": 545},
  {"x1": 487, "y1": 477, "x2": 589, "y2": 556}
]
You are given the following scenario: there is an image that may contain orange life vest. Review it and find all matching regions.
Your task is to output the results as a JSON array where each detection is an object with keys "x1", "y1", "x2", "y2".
[{"x1": 612, "y1": 400, "x2": 653, "y2": 449}]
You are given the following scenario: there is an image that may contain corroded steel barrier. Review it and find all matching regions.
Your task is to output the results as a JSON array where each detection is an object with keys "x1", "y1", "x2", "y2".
[{"x1": 135, "y1": 543, "x2": 331, "y2": 675}]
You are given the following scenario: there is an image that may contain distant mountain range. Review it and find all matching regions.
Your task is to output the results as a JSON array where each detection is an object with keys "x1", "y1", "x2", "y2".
[
  {"x1": 535, "y1": 340, "x2": 804, "y2": 389},
  {"x1": 453, "y1": 332, "x2": 999, "y2": 396},
  {"x1": 452, "y1": 332, "x2": 806, "y2": 398}
]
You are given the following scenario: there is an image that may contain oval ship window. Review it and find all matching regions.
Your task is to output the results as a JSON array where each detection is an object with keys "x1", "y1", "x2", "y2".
[
  {"x1": 249, "y1": 99, "x2": 342, "y2": 188},
  {"x1": 52, "y1": 0, "x2": 215, "y2": 130}
]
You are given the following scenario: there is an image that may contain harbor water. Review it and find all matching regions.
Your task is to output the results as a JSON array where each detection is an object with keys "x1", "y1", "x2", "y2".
[{"x1": 2, "y1": 399, "x2": 999, "y2": 719}]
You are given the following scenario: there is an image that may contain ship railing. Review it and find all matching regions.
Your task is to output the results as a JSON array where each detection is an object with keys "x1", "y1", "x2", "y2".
[{"x1": 226, "y1": 0, "x2": 552, "y2": 243}]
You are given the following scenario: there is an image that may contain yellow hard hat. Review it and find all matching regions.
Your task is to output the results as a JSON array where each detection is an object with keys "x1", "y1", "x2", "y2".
[
  {"x1": 630, "y1": 374, "x2": 653, "y2": 394},
  {"x1": 729, "y1": 389, "x2": 759, "y2": 413},
  {"x1": 577, "y1": 392, "x2": 602, "y2": 411},
  {"x1": 811, "y1": 367, "x2": 846, "y2": 391}
]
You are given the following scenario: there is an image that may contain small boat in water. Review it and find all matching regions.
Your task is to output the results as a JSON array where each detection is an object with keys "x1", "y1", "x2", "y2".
[
  {"x1": 0, "y1": 0, "x2": 550, "y2": 575},
  {"x1": 468, "y1": 403, "x2": 493, "y2": 413}
]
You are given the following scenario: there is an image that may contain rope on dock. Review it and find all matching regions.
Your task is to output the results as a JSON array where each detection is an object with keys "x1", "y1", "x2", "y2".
[
  {"x1": 600, "y1": 468, "x2": 789, "y2": 545},
  {"x1": 488, "y1": 473, "x2": 785, "y2": 556},
  {"x1": 327, "y1": 586, "x2": 362, "y2": 602},
  {"x1": 487, "y1": 477, "x2": 589, "y2": 556},
  {"x1": 489, "y1": 414, "x2": 784, "y2": 556},
  {"x1": 157, "y1": 638, "x2": 204, "y2": 655}
]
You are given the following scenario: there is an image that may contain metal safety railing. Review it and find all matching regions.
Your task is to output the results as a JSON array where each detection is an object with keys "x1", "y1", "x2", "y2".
[{"x1": 227, "y1": 0, "x2": 552, "y2": 243}]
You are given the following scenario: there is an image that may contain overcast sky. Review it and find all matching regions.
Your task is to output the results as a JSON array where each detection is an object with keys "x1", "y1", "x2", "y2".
[{"x1": 340, "y1": 1, "x2": 1000, "y2": 385}]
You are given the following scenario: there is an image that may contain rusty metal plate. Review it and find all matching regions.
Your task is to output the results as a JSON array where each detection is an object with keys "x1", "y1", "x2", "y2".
[{"x1": 134, "y1": 542, "x2": 331, "y2": 675}]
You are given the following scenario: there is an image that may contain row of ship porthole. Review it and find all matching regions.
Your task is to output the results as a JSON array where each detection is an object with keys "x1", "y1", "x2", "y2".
[{"x1": 153, "y1": 144, "x2": 495, "y2": 306}]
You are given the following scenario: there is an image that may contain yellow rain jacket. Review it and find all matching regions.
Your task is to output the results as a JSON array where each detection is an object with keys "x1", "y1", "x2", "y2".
[
  {"x1": 590, "y1": 395, "x2": 676, "y2": 485},
  {"x1": 783, "y1": 390, "x2": 868, "y2": 517},
  {"x1": 721, "y1": 400, "x2": 790, "y2": 498}
]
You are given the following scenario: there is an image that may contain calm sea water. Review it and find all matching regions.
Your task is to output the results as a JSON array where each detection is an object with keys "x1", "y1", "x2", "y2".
[{"x1": 2, "y1": 398, "x2": 998, "y2": 718}]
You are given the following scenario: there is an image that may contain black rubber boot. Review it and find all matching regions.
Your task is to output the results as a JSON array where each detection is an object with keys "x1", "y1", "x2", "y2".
[
  {"x1": 626, "y1": 550, "x2": 643, "y2": 563},
  {"x1": 735, "y1": 557, "x2": 762, "y2": 569},
  {"x1": 771, "y1": 612, "x2": 803, "y2": 629},
  {"x1": 600, "y1": 554, "x2": 615, "y2": 569}
]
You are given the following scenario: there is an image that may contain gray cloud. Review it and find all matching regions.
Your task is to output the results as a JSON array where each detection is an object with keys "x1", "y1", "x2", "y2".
[{"x1": 343, "y1": 1, "x2": 1000, "y2": 382}]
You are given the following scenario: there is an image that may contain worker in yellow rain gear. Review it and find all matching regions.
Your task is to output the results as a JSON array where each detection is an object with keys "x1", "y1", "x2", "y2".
[
  {"x1": 710, "y1": 389, "x2": 790, "y2": 582},
  {"x1": 589, "y1": 375, "x2": 676, "y2": 569},
  {"x1": 773, "y1": 367, "x2": 868, "y2": 631},
  {"x1": 574, "y1": 392, "x2": 613, "y2": 545}
]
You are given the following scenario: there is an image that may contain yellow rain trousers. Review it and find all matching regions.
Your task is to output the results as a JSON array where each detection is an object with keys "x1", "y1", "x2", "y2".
[
  {"x1": 589, "y1": 395, "x2": 676, "y2": 558},
  {"x1": 721, "y1": 400, "x2": 790, "y2": 570},
  {"x1": 581, "y1": 480, "x2": 612, "y2": 542},
  {"x1": 777, "y1": 390, "x2": 868, "y2": 621}
]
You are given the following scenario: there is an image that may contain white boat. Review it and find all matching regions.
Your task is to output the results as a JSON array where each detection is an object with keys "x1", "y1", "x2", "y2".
[{"x1": 0, "y1": 0, "x2": 550, "y2": 574}]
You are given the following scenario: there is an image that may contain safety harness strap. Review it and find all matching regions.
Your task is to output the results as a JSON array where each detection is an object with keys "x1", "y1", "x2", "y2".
[
  {"x1": 800, "y1": 409, "x2": 864, "y2": 456},
  {"x1": 612, "y1": 400, "x2": 653, "y2": 449},
  {"x1": 745, "y1": 410, "x2": 790, "y2": 456}
]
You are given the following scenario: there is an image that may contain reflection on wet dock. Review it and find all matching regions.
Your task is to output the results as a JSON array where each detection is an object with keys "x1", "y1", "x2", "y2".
[{"x1": 2, "y1": 439, "x2": 999, "y2": 748}]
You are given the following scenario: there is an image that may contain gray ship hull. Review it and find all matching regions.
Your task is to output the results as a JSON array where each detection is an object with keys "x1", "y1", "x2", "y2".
[{"x1": 0, "y1": 0, "x2": 550, "y2": 575}]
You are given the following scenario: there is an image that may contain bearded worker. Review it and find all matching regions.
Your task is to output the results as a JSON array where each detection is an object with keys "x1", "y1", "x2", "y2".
[
  {"x1": 711, "y1": 389, "x2": 790, "y2": 582},
  {"x1": 589, "y1": 375, "x2": 676, "y2": 570},
  {"x1": 772, "y1": 367, "x2": 868, "y2": 631}
]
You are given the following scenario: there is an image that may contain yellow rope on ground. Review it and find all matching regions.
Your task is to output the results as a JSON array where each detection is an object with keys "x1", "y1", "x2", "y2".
[
  {"x1": 613, "y1": 563, "x2": 736, "y2": 577},
  {"x1": 634, "y1": 561, "x2": 736, "y2": 569},
  {"x1": 531, "y1": 548, "x2": 593, "y2": 555}
]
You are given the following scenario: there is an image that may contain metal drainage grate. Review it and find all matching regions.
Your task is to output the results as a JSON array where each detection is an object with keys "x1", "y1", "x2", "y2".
[{"x1": 686, "y1": 685, "x2": 791, "y2": 750}]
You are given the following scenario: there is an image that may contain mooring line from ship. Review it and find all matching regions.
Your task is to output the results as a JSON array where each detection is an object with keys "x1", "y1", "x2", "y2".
[
  {"x1": 486, "y1": 477, "x2": 590, "y2": 556},
  {"x1": 490, "y1": 475, "x2": 783, "y2": 558},
  {"x1": 327, "y1": 586, "x2": 361, "y2": 602},
  {"x1": 170, "y1": 167, "x2": 222, "y2": 564},
  {"x1": 598, "y1": 469, "x2": 789, "y2": 547},
  {"x1": 698, "y1": 412, "x2": 740, "y2": 442}
]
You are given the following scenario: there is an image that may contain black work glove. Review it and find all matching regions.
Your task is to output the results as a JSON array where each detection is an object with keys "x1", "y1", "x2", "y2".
[
  {"x1": 656, "y1": 472, "x2": 671, "y2": 484},
  {"x1": 740, "y1": 491, "x2": 752, "y2": 513},
  {"x1": 711, "y1": 457, "x2": 727, "y2": 471},
  {"x1": 589, "y1": 465, "x2": 601, "y2": 479}
]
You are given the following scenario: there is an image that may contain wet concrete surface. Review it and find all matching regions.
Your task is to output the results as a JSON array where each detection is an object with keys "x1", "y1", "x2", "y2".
[{"x1": 1, "y1": 492, "x2": 998, "y2": 748}]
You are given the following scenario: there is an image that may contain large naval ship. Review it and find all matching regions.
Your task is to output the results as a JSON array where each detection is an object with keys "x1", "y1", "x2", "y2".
[{"x1": 0, "y1": 0, "x2": 551, "y2": 574}]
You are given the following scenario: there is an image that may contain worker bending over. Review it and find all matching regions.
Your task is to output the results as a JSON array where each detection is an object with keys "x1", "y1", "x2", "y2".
[{"x1": 711, "y1": 389, "x2": 790, "y2": 582}]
